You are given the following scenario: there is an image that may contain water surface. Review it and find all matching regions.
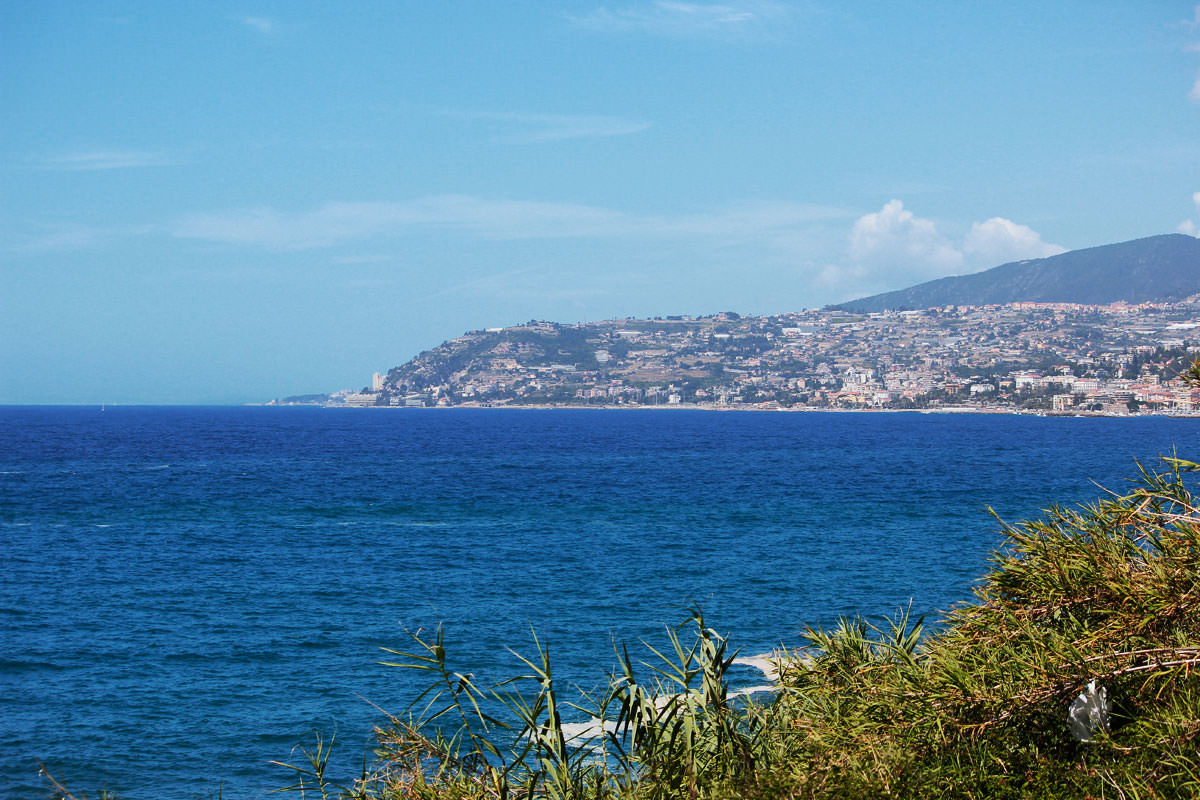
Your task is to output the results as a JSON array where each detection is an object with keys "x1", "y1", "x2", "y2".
[{"x1": 3, "y1": 407, "x2": 1197, "y2": 798}]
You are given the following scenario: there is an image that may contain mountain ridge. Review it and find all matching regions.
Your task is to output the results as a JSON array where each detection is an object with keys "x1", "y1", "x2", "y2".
[{"x1": 834, "y1": 233, "x2": 1200, "y2": 312}]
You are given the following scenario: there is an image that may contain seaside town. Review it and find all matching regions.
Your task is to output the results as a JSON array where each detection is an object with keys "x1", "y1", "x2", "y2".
[{"x1": 302, "y1": 298, "x2": 1200, "y2": 415}]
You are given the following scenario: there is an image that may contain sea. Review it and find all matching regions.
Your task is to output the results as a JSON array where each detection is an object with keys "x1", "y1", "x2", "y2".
[{"x1": 3, "y1": 406, "x2": 1199, "y2": 799}]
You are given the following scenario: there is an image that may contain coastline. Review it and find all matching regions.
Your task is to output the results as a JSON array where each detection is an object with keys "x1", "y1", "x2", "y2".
[{"x1": 280, "y1": 401, "x2": 1200, "y2": 418}]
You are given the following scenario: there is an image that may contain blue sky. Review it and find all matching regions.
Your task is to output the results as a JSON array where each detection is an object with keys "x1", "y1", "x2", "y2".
[{"x1": 3, "y1": 1, "x2": 1199, "y2": 404}]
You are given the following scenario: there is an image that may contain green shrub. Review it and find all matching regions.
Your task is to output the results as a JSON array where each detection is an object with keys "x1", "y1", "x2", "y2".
[{"x1": 273, "y1": 456, "x2": 1200, "y2": 799}]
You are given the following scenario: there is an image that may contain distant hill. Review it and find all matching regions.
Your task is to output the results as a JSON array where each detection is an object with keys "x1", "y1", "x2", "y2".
[{"x1": 835, "y1": 234, "x2": 1200, "y2": 312}]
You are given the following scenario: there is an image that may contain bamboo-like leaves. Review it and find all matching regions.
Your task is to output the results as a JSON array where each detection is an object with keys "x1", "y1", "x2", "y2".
[{"x1": 270, "y1": 456, "x2": 1200, "y2": 799}]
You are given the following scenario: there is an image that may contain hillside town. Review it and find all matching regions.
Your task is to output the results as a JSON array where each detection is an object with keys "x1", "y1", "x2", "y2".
[{"x1": 302, "y1": 299, "x2": 1200, "y2": 414}]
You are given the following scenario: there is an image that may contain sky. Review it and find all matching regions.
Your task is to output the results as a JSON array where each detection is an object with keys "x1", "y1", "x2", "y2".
[{"x1": 3, "y1": 1, "x2": 1200, "y2": 404}]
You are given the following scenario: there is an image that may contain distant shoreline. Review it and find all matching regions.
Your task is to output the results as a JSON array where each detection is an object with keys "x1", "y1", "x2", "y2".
[{"x1": 274, "y1": 402, "x2": 1200, "y2": 418}]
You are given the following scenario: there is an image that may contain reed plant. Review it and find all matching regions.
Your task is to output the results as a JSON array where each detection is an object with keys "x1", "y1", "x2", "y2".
[
  {"x1": 42, "y1": 360, "x2": 1200, "y2": 798},
  {"x1": 49, "y1": 451, "x2": 1200, "y2": 799},
  {"x1": 273, "y1": 451, "x2": 1200, "y2": 799},
  {"x1": 758, "y1": 455, "x2": 1200, "y2": 799},
  {"x1": 301, "y1": 611, "x2": 769, "y2": 799}
]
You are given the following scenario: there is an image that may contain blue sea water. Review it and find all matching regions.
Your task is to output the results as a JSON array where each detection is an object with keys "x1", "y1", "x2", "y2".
[{"x1": 2, "y1": 406, "x2": 1199, "y2": 798}]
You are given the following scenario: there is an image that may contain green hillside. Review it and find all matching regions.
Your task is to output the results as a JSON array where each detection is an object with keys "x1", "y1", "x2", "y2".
[{"x1": 837, "y1": 234, "x2": 1200, "y2": 313}]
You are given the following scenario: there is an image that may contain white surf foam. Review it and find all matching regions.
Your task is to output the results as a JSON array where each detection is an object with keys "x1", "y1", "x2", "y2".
[
  {"x1": 732, "y1": 652, "x2": 784, "y2": 683},
  {"x1": 560, "y1": 716, "x2": 619, "y2": 744}
]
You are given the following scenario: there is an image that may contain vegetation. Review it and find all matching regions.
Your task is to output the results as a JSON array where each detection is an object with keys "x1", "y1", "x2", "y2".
[
  {"x1": 46, "y1": 362, "x2": 1200, "y2": 798},
  {"x1": 837, "y1": 233, "x2": 1200, "y2": 312},
  {"x1": 268, "y1": 454, "x2": 1200, "y2": 799}
]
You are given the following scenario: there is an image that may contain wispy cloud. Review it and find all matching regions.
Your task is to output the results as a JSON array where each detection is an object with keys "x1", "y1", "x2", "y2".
[
  {"x1": 416, "y1": 266, "x2": 611, "y2": 307},
  {"x1": 8, "y1": 225, "x2": 105, "y2": 253},
  {"x1": 1183, "y1": 5, "x2": 1200, "y2": 102},
  {"x1": 38, "y1": 150, "x2": 180, "y2": 171},
  {"x1": 5, "y1": 221, "x2": 153, "y2": 253},
  {"x1": 172, "y1": 197, "x2": 625, "y2": 249},
  {"x1": 242, "y1": 16, "x2": 275, "y2": 34},
  {"x1": 330, "y1": 254, "x2": 395, "y2": 265},
  {"x1": 449, "y1": 110, "x2": 652, "y2": 143},
  {"x1": 569, "y1": 1, "x2": 792, "y2": 39},
  {"x1": 170, "y1": 195, "x2": 848, "y2": 250}
]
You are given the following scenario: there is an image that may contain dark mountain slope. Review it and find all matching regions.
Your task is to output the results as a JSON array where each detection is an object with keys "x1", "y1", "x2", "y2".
[{"x1": 836, "y1": 233, "x2": 1200, "y2": 312}]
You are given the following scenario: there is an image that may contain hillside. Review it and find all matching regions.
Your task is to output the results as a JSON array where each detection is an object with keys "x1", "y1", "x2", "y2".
[
  {"x1": 283, "y1": 233, "x2": 1200, "y2": 413},
  {"x1": 836, "y1": 233, "x2": 1200, "y2": 313},
  {"x1": 316, "y1": 300, "x2": 1200, "y2": 413}
]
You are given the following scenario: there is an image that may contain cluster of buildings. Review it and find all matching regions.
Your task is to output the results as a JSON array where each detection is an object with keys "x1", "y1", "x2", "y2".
[{"x1": 328, "y1": 299, "x2": 1200, "y2": 414}]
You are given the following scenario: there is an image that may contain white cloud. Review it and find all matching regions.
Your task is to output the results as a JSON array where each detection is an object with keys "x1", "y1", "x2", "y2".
[
  {"x1": 569, "y1": 1, "x2": 790, "y2": 38},
  {"x1": 653, "y1": 201, "x2": 847, "y2": 237},
  {"x1": 39, "y1": 150, "x2": 179, "y2": 171},
  {"x1": 170, "y1": 197, "x2": 625, "y2": 249},
  {"x1": 242, "y1": 16, "x2": 275, "y2": 34},
  {"x1": 9, "y1": 225, "x2": 104, "y2": 252},
  {"x1": 1178, "y1": 191, "x2": 1200, "y2": 236},
  {"x1": 449, "y1": 110, "x2": 652, "y2": 142},
  {"x1": 1191, "y1": 76, "x2": 1200, "y2": 103},
  {"x1": 848, "y1": 199, "x2": 963, "y2": 276},
  {"x1": 824, "y1": 200, "x2": 1064, "y2": 299},
  {"x1": 963, "y1": 217, "x2": 1066, "y2": 265},
  {"x1": 171, "y1": 196, "x2": 848, "y2": 250},
  {"x1": 6, "y1": 221, "x2": 155, "y2": 253}
]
